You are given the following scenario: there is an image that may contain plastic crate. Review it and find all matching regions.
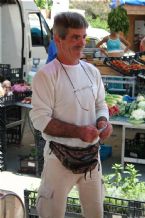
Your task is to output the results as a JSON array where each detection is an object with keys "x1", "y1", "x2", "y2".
[
  {"x1": 24, "y1": 190, "x2": 83, "y2": 218},
  {"x1": 0, "y1": 106, "x2": 22, "y2": 145},
  {"x1": 18, "y1": 155, "x2": 36, "y2": 175},
  {"x1": 34, "y1": 130, "x2": 46, "y2": 176},
  {"x1": 0, "y1": 65, "x2": 23, "y2": 84},
  {"x1": 24, "y1": 190, "x2": 38, "y2": 218},
  {"x1": 0, "y1": 64, "x2": 11, "y2": 83},
  {"x1": 100, "y1": 144, "x2": 112, "y2": 161},
  {"x1": 0, "y1": 95, "x2": 16, "y2": 107},
  {"x1": 14, "y1": 90, "x2": 32, "y2": 102},
  {"x1": 104, "y1": 196, "x2": 145, "y2": 218},
  {"x1": 24, "y1": 190, "x2": 145, "y2": 218},
  {"x1": 125, "y1": 133, "x2": 145, "y2": 159},
  {"x1": 136, "y1": 74, "x2": 145, "y2": 95},
  {"x1": 4, "y1": 105, "x2": 21, "y2": 124},
  {"x1": 66, "y1": 197, "x2": 82, "y2": 217},
  {"x1": 0, "y1": 91, "x2": 32, "y2": 106},
  {"x1": 0, "y1": 120, "x2": 7, "y2": 171},
  {"x1": 10, "y1": 68, "x2": 23, "y2": 84},
  {"x1": 6, "y1": 126, "x2": 21, "y2": 145}
]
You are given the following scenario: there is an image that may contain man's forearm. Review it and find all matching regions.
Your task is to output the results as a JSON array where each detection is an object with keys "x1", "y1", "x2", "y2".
[
  {"x1": 43, "y1": 118, "x2": 100, "y2": 143},
  {"x1": 43, "y1": 118, "x2": 80, "y2": 138}
]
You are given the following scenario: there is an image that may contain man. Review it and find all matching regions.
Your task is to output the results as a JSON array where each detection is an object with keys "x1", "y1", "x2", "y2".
[
  {"x1": 46, "y1": 28, "x2": 57, "y2": 63},
  {"x1": 30, "y1": 12, "x2": 112, "y2": 218},
  {"x1": 140, "y1": 36, "x2": 145, "y2": 52}
]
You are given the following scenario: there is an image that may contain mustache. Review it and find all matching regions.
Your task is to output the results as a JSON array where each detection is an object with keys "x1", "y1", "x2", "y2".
[{"x1": 73, "y1": 46, "x2": 84, "y2": 50}]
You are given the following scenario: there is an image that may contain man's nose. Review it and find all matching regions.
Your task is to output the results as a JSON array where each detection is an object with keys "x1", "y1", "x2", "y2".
[{"x1": 79, "y1": 38, "x2": 86, "y2": 47}]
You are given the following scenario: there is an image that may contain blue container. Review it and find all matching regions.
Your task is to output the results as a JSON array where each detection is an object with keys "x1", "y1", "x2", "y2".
[{"x1": 100, "y1": 144, "x2": 112, "y2": 161}]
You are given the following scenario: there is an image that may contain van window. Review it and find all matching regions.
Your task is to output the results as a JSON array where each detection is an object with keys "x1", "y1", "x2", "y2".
[{"x1": 28, "y1": 13, "x2": 51, "y2": 49}]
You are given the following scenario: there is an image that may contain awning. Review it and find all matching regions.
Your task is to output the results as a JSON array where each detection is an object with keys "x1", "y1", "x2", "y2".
[{"x1": 110, "y1": 0, "x2": 145, "y2": 8}]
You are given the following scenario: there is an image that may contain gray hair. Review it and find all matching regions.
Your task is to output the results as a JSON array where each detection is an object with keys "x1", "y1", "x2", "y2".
[{"x1": 53, "y1": 12, "x2": 88, "y2": 39}]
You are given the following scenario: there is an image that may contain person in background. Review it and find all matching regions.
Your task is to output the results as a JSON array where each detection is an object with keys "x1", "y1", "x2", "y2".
[
  {"x1": 140, "y1": 36, "x2": 145, "y2": 52},
  {"x1": 30, "y1": 12, "x2": 112, "y2": 218},
  {"x1": 46, "y1": 28, "x2": 57, "y2": 63},
  {"x1": 96, "y1": 31, "x2": 130, "y2": 57},
  {"x1": 96, "y1": 31, "x2": 130, "y2": 91},
  {"x1": 2, "y1": 80, "x2": 13, "y2": 96}
]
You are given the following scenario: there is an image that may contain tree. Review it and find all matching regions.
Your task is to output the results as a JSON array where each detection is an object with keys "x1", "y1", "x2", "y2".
[
  {"x1": 70, "y1": 0, "x2": 111, "y2": 30},
  {"x1": 35, "y1": 0, "x2": 52, "y2": 10}
]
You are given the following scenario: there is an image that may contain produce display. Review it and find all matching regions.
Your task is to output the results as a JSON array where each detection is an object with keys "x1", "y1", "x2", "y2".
[
  {"x1": 105, "y1": 93, "x2": 145, "y2": 124},
  {"x1": 104, "y1": 56, "x2": 145, "y2": 76}
]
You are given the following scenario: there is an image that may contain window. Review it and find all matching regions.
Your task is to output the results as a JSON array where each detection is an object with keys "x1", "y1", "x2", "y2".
[{"x1": 28, "y1": 13, "x2": 51, "y2": 49}]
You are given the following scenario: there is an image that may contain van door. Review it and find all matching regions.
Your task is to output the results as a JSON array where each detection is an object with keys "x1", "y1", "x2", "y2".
[{"x1": 28, "y1": 12, "x2": 51, "y2": 70}]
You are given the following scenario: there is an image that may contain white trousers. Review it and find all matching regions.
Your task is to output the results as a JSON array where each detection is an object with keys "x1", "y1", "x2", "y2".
[{"x1": 36, "y1": 157, "x2": 104, "y2": 218}]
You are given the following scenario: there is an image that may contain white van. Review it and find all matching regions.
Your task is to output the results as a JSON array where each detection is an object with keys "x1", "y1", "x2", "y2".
[{"x1": 0, "y1": 0, "x2": 51, "y2": 81}]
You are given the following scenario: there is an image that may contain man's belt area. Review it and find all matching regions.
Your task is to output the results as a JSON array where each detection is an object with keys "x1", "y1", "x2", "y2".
[{"x1": 49, "y1": 141, "x2": 99, "y2": 178}]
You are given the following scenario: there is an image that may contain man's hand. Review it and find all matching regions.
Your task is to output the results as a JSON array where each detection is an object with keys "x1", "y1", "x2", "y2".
[
  {"x1": 79, "y1": 125, "x2": 100, "y2": 143},
  {"x1": 97, "y1": 120, "x2": 113, "y2": 141}
]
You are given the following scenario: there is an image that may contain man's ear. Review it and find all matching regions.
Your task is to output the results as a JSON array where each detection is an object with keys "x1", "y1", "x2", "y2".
[{"x1": 54, "y1": 35, "x2": 61, "y2": 44}]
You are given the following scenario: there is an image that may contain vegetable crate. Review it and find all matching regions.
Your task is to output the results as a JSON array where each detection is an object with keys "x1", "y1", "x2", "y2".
[
  {"x1": 136, "y1": 73, "x2": 145, "y2": 95},
  {"x1": 24, "y1": 190, "x2": 145, "y2": 218},
  {"x1": 125, "y1": 133, "x2": 145, "y2": 159}
]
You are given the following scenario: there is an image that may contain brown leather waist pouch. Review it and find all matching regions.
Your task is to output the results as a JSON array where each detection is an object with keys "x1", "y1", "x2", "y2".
[{"x1": 49, "y1": 141, "x2": 99, "y2": 176}]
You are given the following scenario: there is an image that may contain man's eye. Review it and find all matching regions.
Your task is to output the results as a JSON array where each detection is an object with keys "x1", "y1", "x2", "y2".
[{"x1": 74, "y1": 36, "x2": 79, "y2": 40}]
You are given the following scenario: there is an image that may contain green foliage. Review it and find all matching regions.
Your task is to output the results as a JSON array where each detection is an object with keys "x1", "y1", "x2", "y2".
[
  {"x1": 35, "y1": 0, "x2": 52, "y2": 9},
  {"x1": 29, "y1": 147, "x2": 37, "y2": 159},
  {"x1": 107, "y1": 6, "x2": 129, "y2": 35},
  {"x1": 104, "y1": 163, "x2": 145, "y2": 201},
  {"x1": 70, "y1": 0, "x2": 110, "y2": 31},
  {"x1": 86, "y1": 16, "x2": 109, "y2": 31}
]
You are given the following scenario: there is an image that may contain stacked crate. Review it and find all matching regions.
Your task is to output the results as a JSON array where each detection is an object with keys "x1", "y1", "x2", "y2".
[
  {"x1": 125, "y1": 132, "x2": 145, "y2": 159},
  {"x1": 0, "y1": 64, "x2": 23, "y2": 170},
  {"x1": 24, "y1": 190, "x2": 145, "y2": 218},
  {"x1": 0, "y1": 109, "x2": 6, "y2": 171}
]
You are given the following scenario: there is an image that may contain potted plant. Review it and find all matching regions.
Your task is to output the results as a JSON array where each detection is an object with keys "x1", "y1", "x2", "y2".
[{"x1": 104, "y1": 163, "x2": 145, "y2": 217}]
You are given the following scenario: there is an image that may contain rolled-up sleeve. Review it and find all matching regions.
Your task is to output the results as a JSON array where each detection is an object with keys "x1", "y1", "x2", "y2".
[{"x1": 95, "y1": 70, "x2": 109, "y2": 121}]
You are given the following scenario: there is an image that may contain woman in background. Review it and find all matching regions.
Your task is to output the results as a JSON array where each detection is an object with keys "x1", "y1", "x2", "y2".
[
  {"x1": 96, "y1": 31, "x2": 130, "y2": 57},
  {"x1": 96, "y1": 31, "x2": 130, "y2": 92}
]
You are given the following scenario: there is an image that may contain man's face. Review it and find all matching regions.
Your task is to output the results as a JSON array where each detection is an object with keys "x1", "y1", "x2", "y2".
[{"x1": 56, "y1": 28, "x2": 87, "y2": 64}]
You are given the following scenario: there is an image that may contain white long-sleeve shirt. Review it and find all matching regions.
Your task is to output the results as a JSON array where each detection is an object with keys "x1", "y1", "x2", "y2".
[{"x1": 30, "y1": 59, "x2": 109, "y2": 157}]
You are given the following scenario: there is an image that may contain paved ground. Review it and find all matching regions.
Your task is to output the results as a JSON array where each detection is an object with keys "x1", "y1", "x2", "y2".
[{"x1": 1, "y1": 123, "x2": 145, "y2": 217}]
